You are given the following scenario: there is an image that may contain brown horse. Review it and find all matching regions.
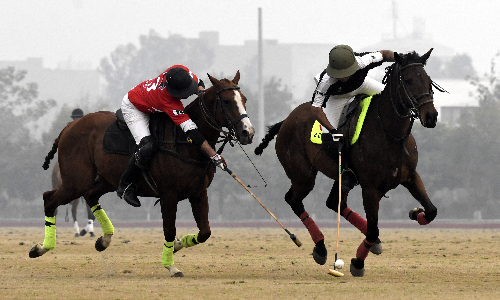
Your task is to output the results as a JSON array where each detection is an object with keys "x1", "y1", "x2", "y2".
[
  {"x1": 30, "y1": 71, "x2": 255, "y2": 277},
  {"x1": 52, "y1": 162, "x2": 95, "y2": 237},
  {"x1": 255, "y1": 50, "x2": 440, "y2": 277}
]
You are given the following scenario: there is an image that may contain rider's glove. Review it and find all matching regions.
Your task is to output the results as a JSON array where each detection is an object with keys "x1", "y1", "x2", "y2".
[{"x1": 210, "y1": 153, "x2": 227, "y2": 171}]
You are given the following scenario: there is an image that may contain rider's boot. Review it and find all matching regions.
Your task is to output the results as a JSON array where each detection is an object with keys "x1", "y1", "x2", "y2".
[
  {"x1": 117, "y1": 136, "x2": 158, "y2": 207},
  {"x1": 341, "y1": 169, "x2": 357, "y2": 192},
  {"x1": 117, "y1": 155, "x2": 142, "y2": 207}
]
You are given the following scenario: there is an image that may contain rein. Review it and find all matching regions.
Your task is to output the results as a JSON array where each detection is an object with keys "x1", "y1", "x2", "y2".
[
  {"x1": 378, "y1": 62, "x2": 433, "y2": 141},
  {"x1": 158, "y1": 85, "x2": 247, "y2": 165}
]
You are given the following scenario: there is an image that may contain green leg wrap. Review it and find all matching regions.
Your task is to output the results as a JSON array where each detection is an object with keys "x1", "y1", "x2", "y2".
[
  {"x1": 42, "y1": 216, "x2": 56, "y2": 250},
  {"x1": 162, "y1": 240, "x2": 175, "y2": 267},
  {"x1": 92, "y1": 204, "x2": 114, "y2": 235},
  {"x1": 181, "y1": 234, "x2": 199, "y2": 248}
]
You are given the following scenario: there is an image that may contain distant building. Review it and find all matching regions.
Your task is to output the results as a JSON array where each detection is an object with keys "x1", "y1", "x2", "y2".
[
  {"x1": 0, "y1": 58, "x2": 103, "y2": 138},
  {"x1": 0, "y1": 57, "x2": 103, "y2": 105}
]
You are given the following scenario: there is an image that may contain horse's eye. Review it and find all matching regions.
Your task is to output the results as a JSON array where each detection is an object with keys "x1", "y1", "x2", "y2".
[
  {"x1": 404, "y1": 79, "x2": 413, "y2": 85},
  {"x1": 223, "y1": 99, "x2": 232, "y2": 105}
]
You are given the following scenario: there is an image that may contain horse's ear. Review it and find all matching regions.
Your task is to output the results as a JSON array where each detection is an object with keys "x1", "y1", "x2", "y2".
[
  {"x1": 421, "y1": 48, "x2": 433, "y2": 63},
  {"x1": 207, "y1": 73, "x2": 222, "y2": 88},
  {"x1": 232, "y1": 70, "x2": 240, "y2": 85},
  {"x1": 394, "y1": 52, "x2": 403, "y2": 65}
]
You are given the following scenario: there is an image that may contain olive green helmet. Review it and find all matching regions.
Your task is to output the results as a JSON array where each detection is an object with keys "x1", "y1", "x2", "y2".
[{"x1": 326, "y1": 45, "x2": 358, "y2": 78}]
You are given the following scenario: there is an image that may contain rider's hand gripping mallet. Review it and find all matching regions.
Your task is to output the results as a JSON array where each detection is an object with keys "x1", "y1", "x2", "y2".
[
  {"x1": 225, "y1": 167, "x2": 302, "y2": 247},
  {"x1": 328, "y1": 134, "x2": 344, "y2": 277}
]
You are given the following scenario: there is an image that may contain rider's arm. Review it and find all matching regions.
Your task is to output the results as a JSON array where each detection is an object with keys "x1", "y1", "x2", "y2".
[
  {"x1": 311, "y1": 72, "x2": 337, "y2": 132},
  {"x1": 311, "y1": 106, "x2": 335, "y2": 132},
  {"x1": 379, "y1": 50, "x2": 395, "y2": 62},
  {"x1": 200, "y1": 140, "x2": 216, "y2": 157}
]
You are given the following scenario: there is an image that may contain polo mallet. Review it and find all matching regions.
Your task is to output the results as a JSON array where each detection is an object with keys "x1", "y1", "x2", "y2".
[
  {"x1": 224, "y1": 167, "x2": 302, "y2": 247},
  {"x1": 328, "y1": 133, "x2": 344, "y2": 277}
]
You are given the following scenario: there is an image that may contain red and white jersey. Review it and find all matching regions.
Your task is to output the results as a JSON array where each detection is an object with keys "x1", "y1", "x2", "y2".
[{"x1": 127, "y1": 65, "x2": 201, "y2": 126}]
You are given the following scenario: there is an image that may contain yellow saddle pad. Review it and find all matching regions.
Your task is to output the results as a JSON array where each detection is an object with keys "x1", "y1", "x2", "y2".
[{"x1": 310, "y1": 96, "x2": 372, "y2": 145}]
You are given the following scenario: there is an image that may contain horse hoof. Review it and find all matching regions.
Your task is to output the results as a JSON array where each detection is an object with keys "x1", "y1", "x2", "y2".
[
  {"x1": 166, "y1": 265, "x2": 184, "y2": 277},
  {"x1": 312, "y1": 251, "x2": 327, "y2": 265},
  {"x1": 80, "y1": 229, "x2": 87, "y2": 236},
  {"x1": 312, "y1": 241, "x2": 327, "y2": 265},
  {"x1": 95, "y1": 237, "x2": 107, "y2": 252},
  {"x1": 370, "y1": 238, "x2": 382, "y2": 255},
  {"x1": 29, "y1": 244, "x2": 48, "y2": 258},
  {"x1": 350, "y1": 258, "x2": 365, "y2": 277},
  {"x1": 409, "y1": 207, "x2": 424, "y2": 220},
  {"x1": 74, "y1": 233, "x2": 80, "y2": 237},
  {"x1": 29, "y1": 246, "x2": 41, "y2": 258},
  {"x1": 90, "y1": 232, "x2": 95, "y2": 238},
  {"x1": 173, "y1": 237, "x2": 183, "y2": 253},
  {"x1": 313, "y1": 247, "x2": 327, "y2": 265}
]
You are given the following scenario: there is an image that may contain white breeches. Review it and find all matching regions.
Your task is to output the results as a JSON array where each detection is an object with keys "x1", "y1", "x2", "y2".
[
  {"x1": 121, "y1": 94, "x2": 151, "y2": 144},
  {"x1": 322, "y1": 77, "x2": 384, "y2": 132}
]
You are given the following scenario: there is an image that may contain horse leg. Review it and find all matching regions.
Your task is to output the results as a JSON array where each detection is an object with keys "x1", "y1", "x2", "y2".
[
  {"x1": 402, "y1": 170, "x2": 437, "y2": 225},
  {"x1": 285, "y1": 181, "x2": 327, "y2": 265},
  {"x1": 71, "y1": 198, "x2": 79, "y2": 237},
  {"x1": 80, "y1": 200, "x2": 96, "y2": 237},
  {"x1": 85, "y1": 201, "x2": 96, "y2": 237},
  {"x1": 350, "y1": 188, "x2": 382, "y2": 277},
  {"x1": 175, "y1": 191, "x2": 212, "y2": 255},
  {"x1": 29, "y1": 186, "x2": 82, "y2": 258},
  {"x1": 80, "y1": 177, "x2": 115, "y2": 252},
  {"x1": 159, "y1": 193, "x2": 184, "y2": 277},
  {"x1": 325, "y1": 181, "x2": 382, "y2": 255}
]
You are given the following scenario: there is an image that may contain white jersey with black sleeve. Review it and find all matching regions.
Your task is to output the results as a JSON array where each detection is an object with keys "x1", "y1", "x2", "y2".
[{"x1": 311, "y1": 51, "x2": 385, "y2": 129}]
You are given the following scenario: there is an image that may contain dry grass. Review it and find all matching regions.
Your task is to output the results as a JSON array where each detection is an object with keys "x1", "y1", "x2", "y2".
[{"x1": 1, "y1": 226, "x2": 500, "y2": 299}]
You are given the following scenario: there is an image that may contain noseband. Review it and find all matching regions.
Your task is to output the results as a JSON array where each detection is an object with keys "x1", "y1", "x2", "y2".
[{"x1": 198, "y1": 86, "x2": 247, "y2": 141}]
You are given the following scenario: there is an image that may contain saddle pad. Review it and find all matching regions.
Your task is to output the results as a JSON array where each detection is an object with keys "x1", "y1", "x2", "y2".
[
  {"x1": 309, "y1": 95, "x2": 372, "y2": 145},
  {"x1": 102, "y1": 120, "x2": 136, "y2": 155}
]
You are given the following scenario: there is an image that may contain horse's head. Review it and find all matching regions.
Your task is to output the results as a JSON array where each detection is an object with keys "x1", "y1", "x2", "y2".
[
  {"x1": 393, "y1": 49, "x2": 439, "y2": 128},
  {"x1": 202, "y1": 71, "x2": 255, "y2": 145}
]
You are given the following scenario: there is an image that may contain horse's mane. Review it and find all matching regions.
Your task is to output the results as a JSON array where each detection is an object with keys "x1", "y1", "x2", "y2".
[{"x1": 399, "y1": 51, "x2": 428, "y2": 65}]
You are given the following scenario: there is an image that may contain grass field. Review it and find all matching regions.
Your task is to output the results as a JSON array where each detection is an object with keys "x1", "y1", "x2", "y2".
[{"x1": 1, "y1": 226, "x2": 499, "y2": 299}]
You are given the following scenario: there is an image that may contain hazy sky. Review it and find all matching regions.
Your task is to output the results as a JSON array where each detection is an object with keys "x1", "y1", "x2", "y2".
[{"x1": 2, "y1": 0, "x2": 499, "y2": 75}]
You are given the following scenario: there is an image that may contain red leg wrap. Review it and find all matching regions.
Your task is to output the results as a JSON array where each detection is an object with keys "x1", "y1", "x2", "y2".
[
  {"x1": 300, "y1": 212, "x2": 324, "y2": 244},
  {"x1": 342, "y1": 207, "x2": 367, "y2": 235},
  {"x1": 356, "y1": 239, "x2": 375, "y2": 260},
  {"x1": 417, "y1": 212, "x2": 430, "y2": 225}
]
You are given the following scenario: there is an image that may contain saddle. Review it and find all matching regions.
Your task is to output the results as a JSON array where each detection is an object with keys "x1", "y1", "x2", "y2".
[
  {"x1": 323, "y1": 94, "x2": 371, "y2": 191},
  {"x1": 102, "y1": 109, "x2": 167, "y2": 156}
]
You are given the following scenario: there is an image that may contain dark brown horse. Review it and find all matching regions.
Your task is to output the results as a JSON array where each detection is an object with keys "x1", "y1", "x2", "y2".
[
  {"x1": 255, "y1": 50, "x2": 440, "y2": 277},
  {"x1": 52, "y1": 162, "x2": 95, "y2": 237},
  {"x1": 30, "y1": 71, "x2": 255, "y2": 277}
]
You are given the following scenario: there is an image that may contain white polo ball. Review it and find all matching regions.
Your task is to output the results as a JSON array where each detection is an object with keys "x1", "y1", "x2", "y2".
[{"x1": 334, "y1": 259, "x2": 344, "y2": 269}]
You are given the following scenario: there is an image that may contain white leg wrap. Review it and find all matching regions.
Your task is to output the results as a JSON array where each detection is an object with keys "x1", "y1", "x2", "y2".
[
  {"x1": 73, "y1": 221, "x2": 79, "y2": 234},
  {"x1": 87, "y1": 219, "x2": 94, "y2": 233}
]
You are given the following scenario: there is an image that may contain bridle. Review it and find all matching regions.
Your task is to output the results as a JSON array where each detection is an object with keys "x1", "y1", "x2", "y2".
[
  {"x1": 383, "y1": 63, "x2": 434, "y2": 119},
  {"x1": 198, "y1": 86, "x2": 248, "y2": 143},
  {"x1": 379, "y1": 62, "x2": 446, "y2": 141}
]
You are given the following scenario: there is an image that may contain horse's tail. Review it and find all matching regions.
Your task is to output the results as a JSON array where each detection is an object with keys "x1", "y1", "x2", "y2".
[
  {"x1": 43, "y1": 125, "x2": 69, "y2": 170},
  {"x1": 254, "y1": 120, "x2": 284, "y2": 155},
  {"x1": 42, "y1": 137, "x2": 59, "y2": 170}
]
